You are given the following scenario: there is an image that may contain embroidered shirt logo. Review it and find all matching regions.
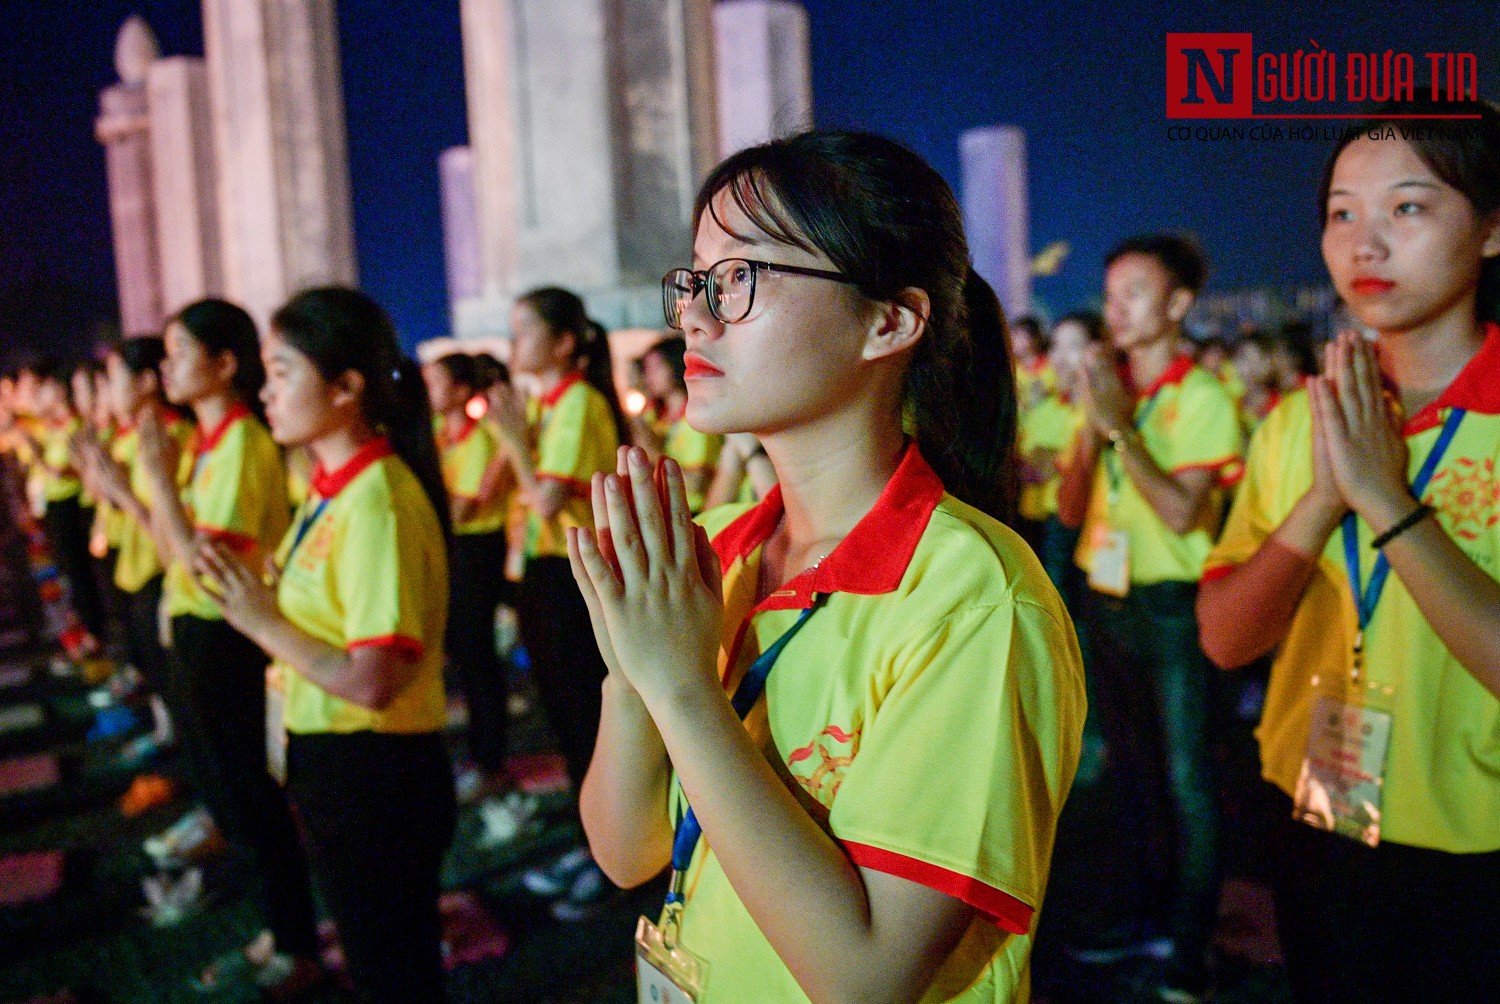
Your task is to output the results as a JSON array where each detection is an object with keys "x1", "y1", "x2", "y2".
[
  {"x1": 1427, "y1": 457, "x2": 1500, "y2": 541},
  {"x1": 787, "y1": 725, "x2": 860, "y2": 806}
]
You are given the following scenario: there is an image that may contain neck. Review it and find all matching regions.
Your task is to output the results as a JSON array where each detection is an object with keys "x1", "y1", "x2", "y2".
[
  {"x1": 443, "y1": 406, "x2": 469, "y2": 433},
  {"x1": 762, "y1": 400, "x2": 906, "y2": 564},
  {"x1": 308, "y1": 419, "x2": 378, "y2": 474},
  {"x1": 535, "y1": 367, "x2": 573, "y2": 396},
  {"x1": 192, "y1": 392, "x2": 233, "y2": 434},
  {"x1": 1126, "y1": 331, "x2": 1180, "y2": 391},
  {"x1": 1376, "y1": 307, "x2": 1485, "y2": 410}
]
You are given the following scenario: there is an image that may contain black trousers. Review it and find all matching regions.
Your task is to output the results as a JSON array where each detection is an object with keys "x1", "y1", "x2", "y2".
[
  {"x1": 170, "y1": 615, "x2": 319, "y2": 958},
  {"x1": 122, "y1": 575, "x2": 170, "y2": 697},
  {"x1": 447, "y1": 531, "x2": 510, "y2": 774},
  {"x1": 43, "y1": 495, "x2": 105, "y2": 640},
  {"x1": 1266, "y1": 786, "x2": 1500, "y2": 1003},
  {"x1": 287, "y1": 731, "x2": 456, "y2": 1004},
  {"x1": 519, "y1": 556, "x2": 607, "y2": 792}
]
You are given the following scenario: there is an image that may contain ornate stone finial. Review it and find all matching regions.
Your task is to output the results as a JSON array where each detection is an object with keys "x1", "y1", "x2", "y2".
[{"x1": 114, "y1": 15, "x2": 160, "y2": 85}]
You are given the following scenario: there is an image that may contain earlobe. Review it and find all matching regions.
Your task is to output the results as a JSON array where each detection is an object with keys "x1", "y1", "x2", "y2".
[
  {"x1": 862, "y1": 289, "x2": 930, "y2": 362},
  {"x1": 1481, "y1": 213, "x2": 1500, "y2": 259},
  {"x1": 1167, "y1": 287, "x2": 1195, "y2": 324}
]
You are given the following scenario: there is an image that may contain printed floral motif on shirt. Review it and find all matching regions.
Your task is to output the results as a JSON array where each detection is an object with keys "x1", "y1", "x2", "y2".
[
  {"x1": 787, "y1": 724, "x2": 860, "y2": 807},
  {"x1": 1426, "y1": 456, "x2": 1500, "y2": 542}
]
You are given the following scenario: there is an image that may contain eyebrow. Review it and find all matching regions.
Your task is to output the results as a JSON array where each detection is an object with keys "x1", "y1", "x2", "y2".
[{"x1": 1328, "y1": 179, "x2": 1442, "y2": 198}]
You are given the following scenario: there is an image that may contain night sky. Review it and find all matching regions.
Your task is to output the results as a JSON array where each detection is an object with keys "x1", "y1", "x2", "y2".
[{"x1": 2, "y1": 1, "x2": 1496, "y2": 360}]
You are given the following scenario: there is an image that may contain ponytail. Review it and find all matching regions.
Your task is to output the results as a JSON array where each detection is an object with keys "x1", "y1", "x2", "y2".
[
  {"x1": 516, "y1": 287, "x2": 629, "y2": 446},
  {"x1": 694, "y1": 130, "x2": 1020, "y2": 523},
  {"x1": 579, "y1": 320, "x2": 630, "y2": 447},
  {"x1": 271, "y1": 287, "x2": 451, "y2": 538}
]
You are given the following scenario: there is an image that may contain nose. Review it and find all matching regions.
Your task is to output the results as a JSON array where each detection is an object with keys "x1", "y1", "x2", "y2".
[
  {"x1": 678, "y1": 282, "x2": 723, "y2": 346},
  {"x1": 1349, "y1": 216, "x2": 1389, "y2": 264}
]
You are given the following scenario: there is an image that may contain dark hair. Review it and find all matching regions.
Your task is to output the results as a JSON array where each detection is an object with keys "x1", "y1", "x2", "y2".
[
  {"x1": 515, "y1": 287, "x2": 629, "y2": 445},
  {"x1": 694, "y1": 130, "x2": 1017, "y2": 521},
  {"x1": 433, "y1": 352, "x2": 481, "y2": 395},
  {"x1": 643, "y1": 336, "x2": 688, "y2": 392},
  {"x1": 114, "y1": 336, "x2": 167, "y2": 379},
  {"x1": 1274, "y1": 321, "x2": 1319, "y2": 378},
  {"x1": 1105, "y1": 233, "x2": 1209, "y2": 294},
  {"x1": 1320, "y1": 96, "x2": 1500, "y2": 322},
  {"x1": 472, "y1": 353, "x2": 509, "y2": 390},
  {"x1": 171, "y1": 298, "x2": 267, "y2": 423},
  {"x1": 1054, "y1": 310, "x2": 1105, "y2": 344},
  {"x1": 1010, "y1": 315, "x2": 1048, "y2": 353},
  {"x1": 271, "y1": 287, "x2": 451, "y2": 538}
]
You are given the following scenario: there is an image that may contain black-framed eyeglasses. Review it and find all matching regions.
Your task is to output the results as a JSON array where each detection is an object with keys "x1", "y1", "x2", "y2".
[{"x1": 661, "y1": 258, "x2": 856, "y2": 329}]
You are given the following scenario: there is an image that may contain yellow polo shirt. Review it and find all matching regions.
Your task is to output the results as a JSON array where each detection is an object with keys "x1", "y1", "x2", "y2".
[
  {"x1": 1203, "y1": 325, "x2": 1500, "y2": 852},
  {"x1": 274, "y1": 439, "x2": 448, "y2": 735},
  {"x1": 91, "y1": 423, "x2": 122, "y2": 549},
  {"x1": 437, "y1": 415, "x2": 508, "y2": 535},
  {"x1": 38, "y1": 417, "x2": 83, "y2": 504},
  {"x1": 673, "y1": 445, "x2": 1086, "y2": 1003},
  {"x1": 164, "y1": 405, "x2": 289, "y2": 620},
  {"x1": 1018, "y1": 394, "x2": 1085, "y2": 522},
  {"x1": 663, "y1": 415, "x2": 723, "y2": 515},
  {"x1": 524, "y1": 373, "x2": 618, "y2": 559},
  {"x1": 1014, "y1": 359, "x2": 1057, "y2": 414},
  {"x1": 113, "y1": 410, "x2": 195, "y2": 594},
  {"x1": 1075, "y1": 357, "x2": 1244, "y2": 585}
]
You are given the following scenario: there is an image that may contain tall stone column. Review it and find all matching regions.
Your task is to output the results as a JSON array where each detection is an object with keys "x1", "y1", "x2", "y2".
[
  {"x1": 438, "y1": 147, "x2": 483, "y2": 313},
  {"x1": 713, "y1": 0, "x2": 812, "y2": 157},
  {"x1": 960, "y1": 125, "x2": 1031, "y2": 319},
  {"x1": 95, "y1": 17, "x2": 165, "y2": 337},
  {"x1": 454, "y1": 0, "x2": 718, "y2": 339},
  {"x1": 201, "y1": 0, "x2": 357, "y2": 329},
  {"x1": 147, "y1": 57, "x2": 225, "y2": 317}
]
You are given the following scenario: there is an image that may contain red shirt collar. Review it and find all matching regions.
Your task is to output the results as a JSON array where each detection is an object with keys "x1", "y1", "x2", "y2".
[
  {"x1": 1403, "y1": 322, "x2": 1500, "y2": 435},
  {"x1": 1132, "y1": 354, "x2": 1196, "y2": 400},
  {"x1": 442, "y1": 415, "x2": 479, "y2": 447},
  {"x1": 539, "y1": 371, "x2": 584, "y2": 410},
  {"x1": 309, "y1": 437, "x2": 394, "y2": 499},
  {"x1": 195, "y1": 403, "x2": 251, "y2": 456},
  {"x1": 710, "y1": 443, "x2": 946, "y2": 611}
]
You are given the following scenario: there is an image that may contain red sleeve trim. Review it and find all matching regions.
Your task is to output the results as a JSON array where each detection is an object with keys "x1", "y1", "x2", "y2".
[
  {"x1": 536, "y1": 473, "x2": 593, "y2": 498},
  {"x1": 1171, "y1": 455, "x2": 1244, "y2": 487},
  {"x1": 841, "y1": 841, "x2": 1034, "y2": 935},
  {"x1": 347, "y1": 634, "x2": 425, "y2": 661},
  {"x1": 196, "y1": 526, "x2": 258, "y2": 555},
  {"x1": 1199, "y1": 563, "x2": 1237, "y2": 585}
]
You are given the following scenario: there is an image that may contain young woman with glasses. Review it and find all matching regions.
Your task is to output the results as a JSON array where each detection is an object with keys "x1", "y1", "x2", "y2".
[{"x1": 573, "y1": 131, "x2": 1086, "y2": 1003}]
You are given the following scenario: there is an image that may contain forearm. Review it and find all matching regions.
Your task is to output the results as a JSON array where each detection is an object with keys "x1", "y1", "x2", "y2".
[
  {"x1": 1117, "y1": 432, "x2": 1210, "y2": 534},
  {"x1": 579, "y1": 675, "x2": 674, "y2": 887},
  {"x1": 650, "y1": 682, "x2": 913, "y2": 1004},
  {"x1": 1363, "y1": 496, "x2": 1500, "y2": 698},
  {"x1": 239, "y1": 614, "x2": 384, "y2": 709},
  {"x1": 1198, "y1": 534, "x2": 1322, "y2": 668},
  {"x1": 497, "y1": 431, "x2": 565, "y2": 519},
  {"x1": 145, "y1": 472, "x2": 197, "y2": 569},
  {"x1": 1057, "y1": 433, "x2": 1101, "y2": 529}
]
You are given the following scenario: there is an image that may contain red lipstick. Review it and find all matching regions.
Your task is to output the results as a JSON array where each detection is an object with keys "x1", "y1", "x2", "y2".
[
  {"x1": 1351, "y1": 277, "x2": 1396, "y2": 296},
  {"x1": 684, "y1": 354, "x2": 724, "y2": 379}
]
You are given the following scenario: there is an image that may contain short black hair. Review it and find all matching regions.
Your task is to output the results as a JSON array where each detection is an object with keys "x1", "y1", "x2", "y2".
[{"x1": 1105, "y1": 234, "x2": 1209, "y2": 294}]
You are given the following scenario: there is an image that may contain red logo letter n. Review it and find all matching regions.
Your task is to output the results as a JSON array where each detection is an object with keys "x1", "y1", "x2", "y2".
[{"x1": 1166, "y1": 33, "x2": 1252, "y2": 118}]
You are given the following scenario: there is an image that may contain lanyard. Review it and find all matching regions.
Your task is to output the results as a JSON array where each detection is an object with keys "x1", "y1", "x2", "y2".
[
  {"x1": 1341, "y1": 407, "x2": 1465, "y2": 665},
  {"x1": 663, "y1": 598, "x2": 823, "y2": 912},
  {"x1": 1104, "y1": 391, "x2": 1164, "y2": 501},
  {"x1": 282, "y1": 498, "x2": 331, "y2": 569}
]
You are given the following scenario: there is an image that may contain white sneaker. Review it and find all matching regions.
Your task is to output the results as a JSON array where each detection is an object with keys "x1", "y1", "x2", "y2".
[
  {"x1": 475, "y1": 791, "x2": 540, "y2": 848},
  {"x1": 140, "y1": 866, "x2": 204, "y2": 927},
  {"x1": 521, "y1": 846, "x2": 593, "y2": 897},
  {"x1": 143, "y1": 806, "x2": 214, "y2": 866}
]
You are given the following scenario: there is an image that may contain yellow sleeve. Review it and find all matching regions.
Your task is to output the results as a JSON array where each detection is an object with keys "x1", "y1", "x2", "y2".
[
  {"x1": 191, "y1": 422, "x2": 284, "y2": 553},
  {"x1": 334, "y1": 487, "x2": 435, "y2": 659},
  {"x1": 827, "y1": 597, "x2": 1085, "y2": 934},
  {"x1": 536, "y1": 385, "x2": 617, "y2": 492},
  {"x1": 1203, "y1": 396, "x2": 1299, "y2": 578},
  {"x1": 1164, "y1": 376, "x2": 1244, "y2": 485}
]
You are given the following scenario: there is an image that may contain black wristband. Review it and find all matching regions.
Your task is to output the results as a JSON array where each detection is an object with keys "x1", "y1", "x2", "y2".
[{"x1": 1370, "y1": 502, "x2": 1434, "y2": 550}]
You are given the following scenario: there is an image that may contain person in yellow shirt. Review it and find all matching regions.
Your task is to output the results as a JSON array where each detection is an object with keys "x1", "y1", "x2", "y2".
[
  {"x1": 131, "y1": 299, "x2": 318, "y2": 998},
  {"x1": 630, "y1": 337, "x2": 724, "y2": 513},
  {"x1": 1056, "y1": 234, "x2": 1242, "y2": 998},
  {"x1": 1231, "y1": 331, "x2": 1285, "y2": 438},
  {"x1": 423, "y1": 351, "x2": 517, "y2": 801},
  {"x1": 196, "y1": 287, "x2": 454, "y2": 1004},
  {"x1": 489, "y1": 287, "x2": 624, "y2": 919},
  {"x1": 575, "y1": 130, "x2": 1085, "y2": 1003},
  {"x1": 1197, "y1": 97, "x2": 1500, "y2": 1003},
  {"x1": 81, "y1": 339, "x2": 195, "y2": 703}
]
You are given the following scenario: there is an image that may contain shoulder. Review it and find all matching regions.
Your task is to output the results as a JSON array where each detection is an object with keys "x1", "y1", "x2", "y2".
[{"x1": 1177, "y1": 366, "x2": 1237, "y2": 408}]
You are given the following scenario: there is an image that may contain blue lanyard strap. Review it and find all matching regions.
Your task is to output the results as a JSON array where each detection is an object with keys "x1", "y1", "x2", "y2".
[
  {"x1": 1341, "y1": 407, "x2": 1465, "y2": 634},
  {"x1": 283, "y1": 498, "x2": 331, "y2": 568},
  {"x1": 664, "y1": 599, "x2": 822, "y2": 907}
]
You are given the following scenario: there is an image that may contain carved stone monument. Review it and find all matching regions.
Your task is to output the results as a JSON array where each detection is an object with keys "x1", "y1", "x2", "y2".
[
  {"x1": 713, "y1": 0, "x2": 812, "y2": 157},
  {"x1": 960, "y1": 125, "x2": 1032, "y2": 319}
]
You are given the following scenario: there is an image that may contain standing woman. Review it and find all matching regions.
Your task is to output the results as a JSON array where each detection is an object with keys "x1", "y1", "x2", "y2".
[
  {"x1": 137, "y1": 299, "x2": 322, "y2": 996},
  {"x1": 489, "y1": 288, "x2": 622, "y2": 917},
  {"x1": 574, "y1": 131, "x2": 1086, "y2": 1003},
  {"x1": 631, "y1": 337, "x2": 724, "y2": 514},
  {"x1": 423, "y1": 352, "x2": 517, "y2": 802},
  {"x1": 196, "y1": 287, "x2": 455, "y2": 1004},
  {"x1": 1199, "y1": 98, "x2": 1500, "y2": 1002}
]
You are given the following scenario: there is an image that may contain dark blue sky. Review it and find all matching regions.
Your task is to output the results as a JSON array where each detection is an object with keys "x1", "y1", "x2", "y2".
[{"x1": 2, "y1": 1, "x2": 1495, "y2": 356}]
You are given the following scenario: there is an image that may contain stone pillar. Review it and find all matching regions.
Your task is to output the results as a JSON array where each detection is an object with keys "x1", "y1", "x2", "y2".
[
  {"x1": 201, "y1": 0, "x2": 357, "y2": 329},
  {"x1": 960, "y1": 125, "x2": 1031, "y2": 319},
  {"x1": 713, "y1": 0, "x2": 812, "y2": 157},
  {"x1": 95, "y1": 17, "x2": 165, "y2": 337},
  {"x1": 454, "y1": 0, "x2": 718, "y2": 339},
  {"x1": 146, "y1": 56, "x2": 225, "y2": 317},
  {"x1": 438, "y1": 147, "x2": 483, "y2": 318}
]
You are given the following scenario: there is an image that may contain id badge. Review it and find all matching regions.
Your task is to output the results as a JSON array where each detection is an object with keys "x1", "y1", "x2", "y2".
[
  {"x1": 265, "y1": 665, "x2": 288, "y2": 785},
  {"x1": 636, "y1": 913, "x2": 705, "y2": 1003},
  {"x1": 1293, "y1": 694, "x2": 1392, "y2": 847},
  {"x1": 1087, "y1": 526, "x2": 1131, "y2": 597}
]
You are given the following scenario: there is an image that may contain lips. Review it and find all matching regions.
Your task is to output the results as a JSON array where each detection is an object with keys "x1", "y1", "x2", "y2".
[
  {"x1": 1351, "y1": 277, "x2": 1396, "y2": 296},
  {"x1": 684, "y1": 355, "x2": 724, "y2": 379}
]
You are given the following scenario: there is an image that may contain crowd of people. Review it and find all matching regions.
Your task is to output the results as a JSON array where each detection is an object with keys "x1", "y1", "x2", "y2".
[{"x1": 1, "y1": 93, "x2": 1497, "y2": 1004}]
